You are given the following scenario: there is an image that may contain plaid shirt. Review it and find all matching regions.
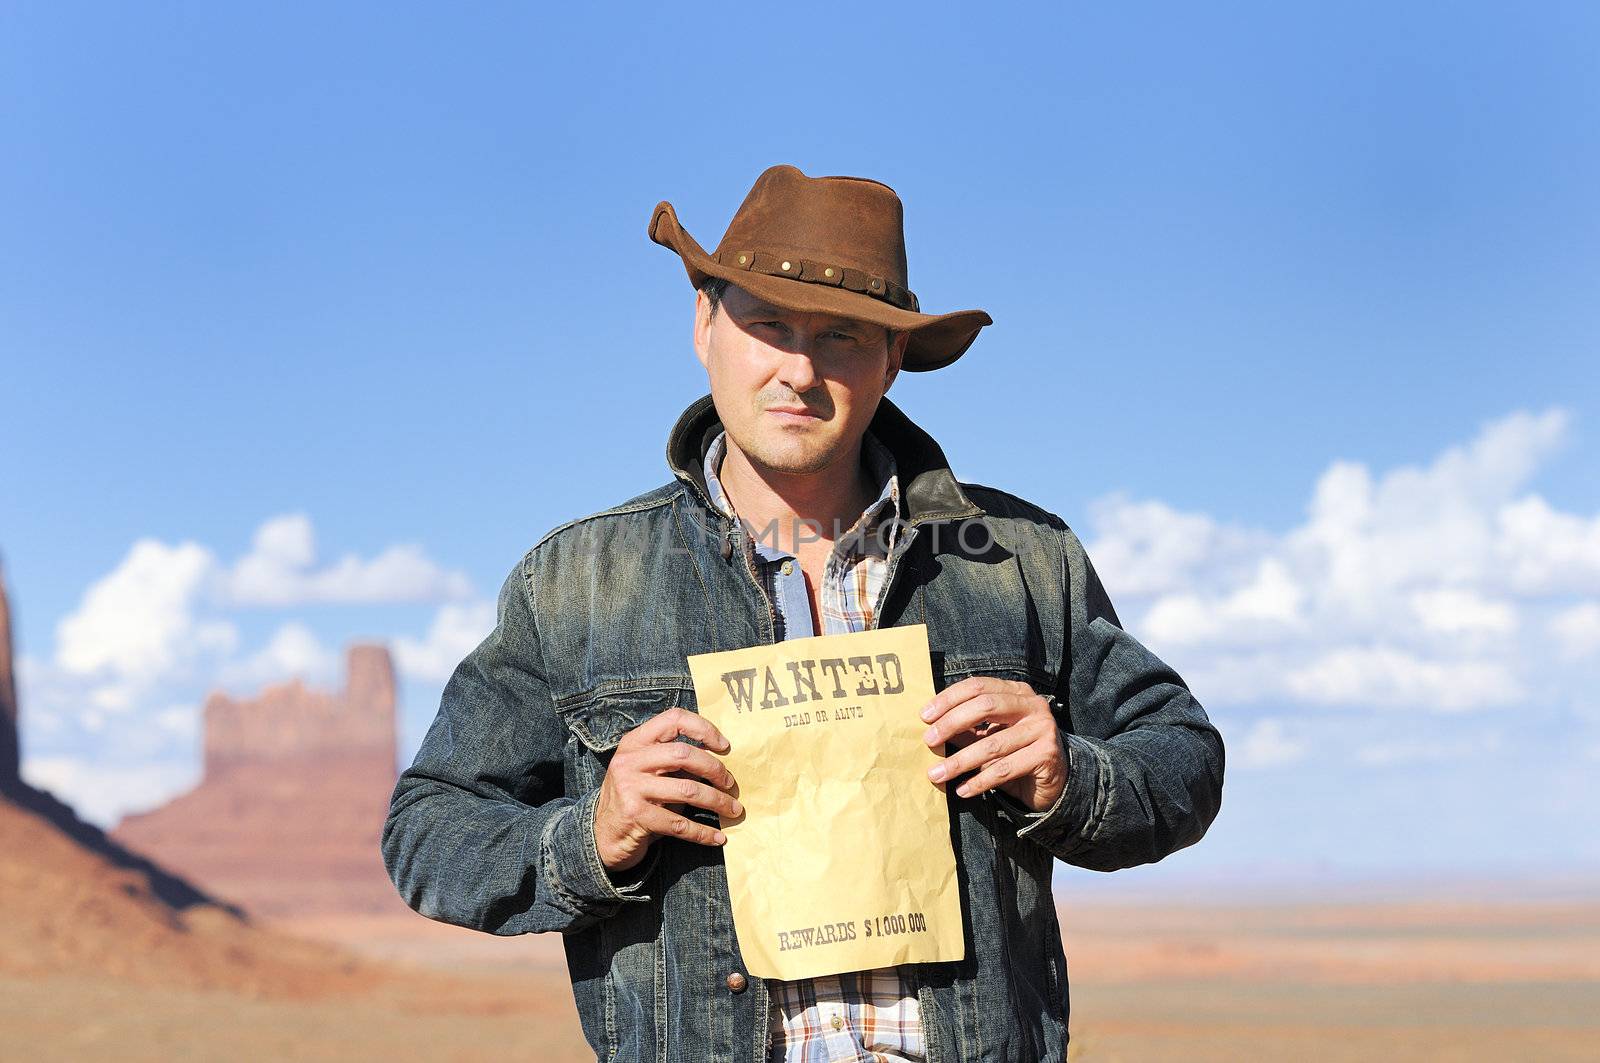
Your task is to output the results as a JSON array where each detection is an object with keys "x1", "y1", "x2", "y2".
[{"x1": 704, "y1": 427, "x2": 926, "y2": 1063}]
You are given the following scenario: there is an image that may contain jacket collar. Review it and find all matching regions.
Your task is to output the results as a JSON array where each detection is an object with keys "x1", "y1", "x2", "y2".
[{"x1": 665, "y1": 393, "x2": 984, "y2": 526}]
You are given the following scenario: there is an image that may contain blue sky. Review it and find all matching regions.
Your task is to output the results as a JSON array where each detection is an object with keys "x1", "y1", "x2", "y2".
[{"x1": 3, "y1": 3, "x2": 1596, "y2": 888}]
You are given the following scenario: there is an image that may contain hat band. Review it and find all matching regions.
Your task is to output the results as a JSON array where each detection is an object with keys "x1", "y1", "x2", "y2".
[{"x1": 714, "y1": 249, "x2": 920, "y2": 313}]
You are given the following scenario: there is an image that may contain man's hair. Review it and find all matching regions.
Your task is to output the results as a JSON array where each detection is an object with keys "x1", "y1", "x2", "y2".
[
  {"x1": 700, "y1": 275, "x2": 733, "y2": 318},
  {"x1": 700, "y1": 276, "x2": 898, "y2": 352}
]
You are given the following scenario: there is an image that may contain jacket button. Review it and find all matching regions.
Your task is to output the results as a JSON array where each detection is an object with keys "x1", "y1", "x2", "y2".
[{"x1": 726, "y1": 972, "x2": 748, "y2": 993}]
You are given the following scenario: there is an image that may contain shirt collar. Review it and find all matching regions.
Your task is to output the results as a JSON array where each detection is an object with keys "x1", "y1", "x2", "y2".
[{"x1": 703, "y1": 427, "x2": 903, "y2": 560}]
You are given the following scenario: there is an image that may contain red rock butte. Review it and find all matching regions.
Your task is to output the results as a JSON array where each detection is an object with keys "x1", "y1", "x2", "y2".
[
  {"x1": 113, "y1": 645, "x2": 407, "y2": 918},
  {"x1": 0, "y1": 555, "x2": 20, "y2": 783}
]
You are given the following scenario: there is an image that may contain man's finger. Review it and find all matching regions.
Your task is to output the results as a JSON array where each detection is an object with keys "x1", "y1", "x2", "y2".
[
  {"x1": 918, "y1": 675, "x2": 997, "y2": 725},
  {"x1": 923, "y1": 691, "x2": 1027, "y2": 747},
  {"x1": 639, "y1": 775, "x2": 744, "y2": 821},
  {"x1": 632, "y1": 740, "x2": 738, "y2": 793},
  {"x1": 953, "y1": 740, "x2": 1049, "y2": 798},
  {"x1": 637, "y1": 802, "x2": 728, "y2": 848},
  {"x1": 625, "y1": 706, "x2": 730, "y2": 753},
  {"x1": 926, "y1": 720, "x2": 1036, "y2": 786}
]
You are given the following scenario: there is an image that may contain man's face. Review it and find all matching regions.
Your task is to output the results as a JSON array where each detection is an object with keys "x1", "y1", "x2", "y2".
[{"x1": 693, "y1": 282, "x2": 908, "y2": 478}]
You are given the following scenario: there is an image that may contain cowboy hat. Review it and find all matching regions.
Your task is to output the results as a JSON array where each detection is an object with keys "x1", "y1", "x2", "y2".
[{"x1": 648, "y1": 164, "x2": 992, "y2": 372}]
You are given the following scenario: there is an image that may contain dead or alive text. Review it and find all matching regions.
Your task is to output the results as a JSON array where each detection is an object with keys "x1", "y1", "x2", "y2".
[
  {"x1": 777, "y1": 911, "x2": 928, "y2": 952},
  {"x1": 719, "y1": 654, "x2": 905, "y2": 715},
  {"x1": 782, "y1": 704, "x2": 866, "y2": 729}
]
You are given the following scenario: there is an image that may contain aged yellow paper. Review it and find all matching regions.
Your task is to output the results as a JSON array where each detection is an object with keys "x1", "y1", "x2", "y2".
[{"x1": 686, "y1": 623, "x2": 966, "y2": 980}]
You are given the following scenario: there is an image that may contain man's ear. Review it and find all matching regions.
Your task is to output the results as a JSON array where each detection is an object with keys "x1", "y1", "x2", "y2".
[
  {"x1": 883, "y1": 328, "x2": 909, "y2": 392},
  {"x1": 692, "y1": 289, "x2": 712, "y2": 371}
]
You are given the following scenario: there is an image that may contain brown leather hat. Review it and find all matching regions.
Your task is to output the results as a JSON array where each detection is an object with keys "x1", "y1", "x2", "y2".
[{"x1": 649, "y1": 164, "x2": 992, "y2": 372}]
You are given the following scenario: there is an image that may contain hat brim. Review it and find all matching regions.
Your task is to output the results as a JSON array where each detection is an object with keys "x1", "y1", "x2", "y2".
[{"x1": 649, "y1": 201, "x2": 991, "y2": 372}]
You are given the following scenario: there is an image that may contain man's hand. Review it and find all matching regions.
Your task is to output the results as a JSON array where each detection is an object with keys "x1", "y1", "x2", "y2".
[
  {"x1": 921, "y1": 677, "x2": 1066, "y2": 812},
  {"x1": 594, "y1": 707, "x2": 743, "y2": 873}
]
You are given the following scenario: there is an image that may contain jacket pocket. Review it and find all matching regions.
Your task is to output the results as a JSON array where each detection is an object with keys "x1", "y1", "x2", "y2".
[
  {"x1": 555, "y1": 681, "x2": 692, "y2": 791},
  {"x1": 558, "y1": 681, "x2": 690, "y2": 751}
]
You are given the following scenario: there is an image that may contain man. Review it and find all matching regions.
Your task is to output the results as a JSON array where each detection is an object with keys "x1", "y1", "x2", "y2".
[{"x1": 382, "y1": 164, "x2": 1225, "y2": 1063}]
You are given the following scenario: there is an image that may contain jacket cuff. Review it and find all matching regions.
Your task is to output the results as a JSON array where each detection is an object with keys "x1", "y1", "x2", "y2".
[
  {"x1": 990, "y1": 731, "x2": 1107, "y2": 857},
  {"x1": 541, "y1": 786, "x2": 657, "y2": 915}
]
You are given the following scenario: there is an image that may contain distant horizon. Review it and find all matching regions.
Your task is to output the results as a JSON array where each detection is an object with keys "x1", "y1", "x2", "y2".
[{"x1": 1051, "y1": 860, "x2": 1600, "y2": 903}]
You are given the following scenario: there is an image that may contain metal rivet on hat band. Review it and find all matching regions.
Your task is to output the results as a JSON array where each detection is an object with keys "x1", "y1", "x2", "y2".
[{"x1": 712, "y1": 249, "x2": 919, "y2": 312}]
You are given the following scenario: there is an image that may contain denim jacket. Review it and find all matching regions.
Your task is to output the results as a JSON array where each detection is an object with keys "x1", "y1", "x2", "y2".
[{"x1": 382, "y1": 393, "x2": 1226, "y2": 1063}]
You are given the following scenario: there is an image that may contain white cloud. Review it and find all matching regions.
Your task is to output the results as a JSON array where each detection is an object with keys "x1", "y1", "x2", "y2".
[
  {"x1": 54, "y1": 539, "x2": 234, "y2": 684},
  {"x1": 1084, "y1": 493, "x2": 1271, "y2": 598},
  {"x1": 1235, "y1": 718, "x2": 1307, "y2": 769},
  {"x1": 219, "y1": 621, "x2": 339, "y2": 688},
  {"x1": 46, "y1": 513, "x2": 470, "y2": 713},
  {"x1": 1285, "y1": 646, "x2": 1523, "y2": 711},
  {"x1": 226, "y1": 513, "x2": 473, "y2": 606},
  {"x1": 153, "y1": 704, "x2": 197, "y2": 741},
  {"x1": 17, "y1": 514, "x2": 479, "y2": 827},
  {"x1": 1550, "y1": 602, "x2": 1600, "y2": 660},
  {"x1": 1085, "y1": 406, "x2": 1593, "y2": 719},
  {"x1": 1408, "y1": 588, "x2": 1516, "y2": 637},
  {"x1": 1162, "y1": 648, "x2": 1295, "y2": 707},
  {"x1": 1142, "y1": 557, "x2": 1307, "y2": 647},
  {"x1": 51, "y1": 539, "x2": 238, "y2": 720},
  {"x1": 393, "y1": 600, "x2": 496, "y2": 682},
  {"x1": 20, "y1": 754, "x2": 201, "y2": 827},
  {"x1": 1497, "y1": 496, "x2": 1600, "y2": 594},
  {"x1": 1355, "y1": 730, "x2": 1504, "y2": 768},
  {"x1": 1282, "y1": 408, "x2": 1570, "y2": 618}
]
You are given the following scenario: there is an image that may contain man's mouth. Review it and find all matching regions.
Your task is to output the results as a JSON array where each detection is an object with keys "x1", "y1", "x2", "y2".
[{"x1": 766, "y1": 406, "x2": 821, "y2": 421}]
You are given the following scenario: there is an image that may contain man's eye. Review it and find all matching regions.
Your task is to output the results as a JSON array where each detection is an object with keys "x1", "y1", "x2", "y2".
[{"x1": 824, "y1": 331, "x2": 856, "y2": 341}]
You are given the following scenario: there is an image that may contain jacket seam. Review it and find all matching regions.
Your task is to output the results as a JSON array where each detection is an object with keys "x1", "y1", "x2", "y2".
[
  {"x1": 671, "y1": 494, "x2": 720, "y2": 650},
  {"x1": 532, "y1": 489, "x2": 680, "y2": 552},
  {"x1": 986, "y1": 808, "x2": 1033, "y2": 1053},
  {"x1": 956, "y1": 481, "x2": 1069, "y2": 528},
  {"x1": 1084, "y1": 741, "x2": 1113, "y2": 844},
  {"x1": 540, "y1": 805, "x2": 592, "y2": 916},
  {"x1": 910, "y1": 508, "x2": 984, "y2": 526},
  {"x1": 553, "y1": 676, "x2": 691, "y2": 711},
  {"x1": 941, "y1": 657, "x2": 1054, "y2": 689}
]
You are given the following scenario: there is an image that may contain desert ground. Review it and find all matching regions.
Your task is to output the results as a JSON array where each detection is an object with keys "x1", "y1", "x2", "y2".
[
  {"x1": 8, "y1": 885, "x2": 1596, "y2": 1060},
  {"x1": 4, "y1": 748, "x2": 1594, "y2": 1062}
]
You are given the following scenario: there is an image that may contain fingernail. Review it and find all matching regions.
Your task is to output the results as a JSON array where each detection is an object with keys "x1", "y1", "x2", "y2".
[
  {"x1": 920, "y1": 704, "x2": 936, "y2": 722},
  {"x1": 923, "y1": 726, "x2": 939, "y2": 743},
  {"x1": 927, "y1": 764, "x2": 946, "y2": 783},
  {"x1": 731, "y1": 802, "x2": 744, "y2": 816},
  {"x1": 714, "y1": 831, "x2": 727, "y2": 844}
]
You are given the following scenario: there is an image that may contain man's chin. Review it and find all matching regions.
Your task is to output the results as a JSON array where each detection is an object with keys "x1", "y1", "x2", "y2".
[{"x1": 742, "y1": 438, "x2": 841, "y2": 477}]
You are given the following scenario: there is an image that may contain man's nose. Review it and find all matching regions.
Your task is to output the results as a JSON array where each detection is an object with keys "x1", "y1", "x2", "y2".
[{"x1": 775, "y1": 339, "x2": 822, "y2": 393}]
